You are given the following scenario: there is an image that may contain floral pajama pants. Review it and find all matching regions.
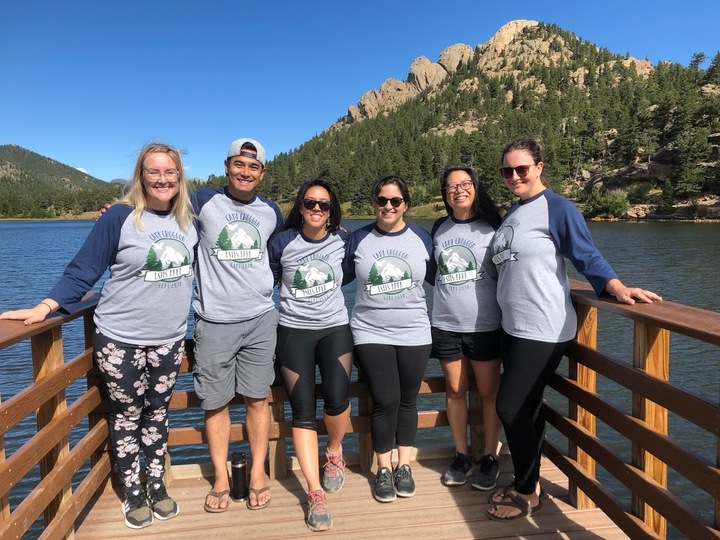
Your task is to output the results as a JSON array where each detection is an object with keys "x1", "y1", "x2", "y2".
[{"x1": 93, "y1": 329, "x2": 184, "y2": 489}]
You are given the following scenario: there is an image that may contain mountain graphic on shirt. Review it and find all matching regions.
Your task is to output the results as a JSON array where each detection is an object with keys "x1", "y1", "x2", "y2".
[
  {"x1": 438, "y1": 246, "x2": 479, "y2": 286},
  {"x1": 140, "y1": 238, "x2": 192, "y2": 282},
  {"x1": 291, "y1": 259, "x2": 336, "y2": 298},
  {"x1": 366, "y1": 256, "x2": 414, "y2": 296},
  {"x1": 213, "y1": 221, "x2": 263, "y2": 262}
]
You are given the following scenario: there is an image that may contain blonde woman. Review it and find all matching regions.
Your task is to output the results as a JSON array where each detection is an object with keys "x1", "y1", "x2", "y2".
[{"x1": 1, "y1": 143, "x2": 197, "y2": 529}]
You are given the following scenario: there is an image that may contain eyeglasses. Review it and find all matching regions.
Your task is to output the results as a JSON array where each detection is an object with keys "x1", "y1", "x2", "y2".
[
  {"x1": 302, "y1": 198, "x2": 331, "y2": 212},
  {"x1": 144, "y1": 169, "x2": 179, "y2": 180},
  {"x1": 445, "y1": 180, "x2": 474, "y2": 193},
  {"x1": 375, "y1": 196, "x2": 404, "y2": 208},
  {"x1": 500, "y1": 165, "x2": 533, "y2": 179}
]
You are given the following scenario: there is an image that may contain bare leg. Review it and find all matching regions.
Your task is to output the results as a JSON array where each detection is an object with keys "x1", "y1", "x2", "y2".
[
  {"x1": 324, "y1": 405, "x2": 350, "y2": 454},
  {"x1": 377, "y1": 450, "x2": 393, "y2": 470},
  {"x1": 204, "y1": 406, "x2": 230, "y2": 510},
  {"x1": 441, "y1": 358, "x2": 470, "y2": 455},
  {"x1": 293, "y1": 427, "x2": 321, "y2": 492},
  {"x1": 470, "y1": 358, "x2": 502, "y2": 456},
  {"x1": 396, "y1": 445, "x2": 413, "y2": 468},
  {"x1": 244, "y1": 395, "x2": 271, "y2": 507}
]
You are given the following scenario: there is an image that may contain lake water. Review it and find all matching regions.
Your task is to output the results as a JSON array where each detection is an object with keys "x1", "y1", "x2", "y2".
[{"x1": 1, "y1": 218, "x2": 717, "y2": 539}]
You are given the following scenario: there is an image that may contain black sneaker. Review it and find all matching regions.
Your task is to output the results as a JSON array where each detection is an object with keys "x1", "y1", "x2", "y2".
[
  {"x1": 374, "y1": 467, "x2": 396, "y2": 502},
  {"x1": 441, "y1": 452, "x2": 473, "y2": 486},
  {"x1": 146, "y1": 480, "x2": 179, "y2": 520},
  {"x1": 393, "y1": 464, "x2": 416, "y2": 497},
  {"x1": 122, "y1": 486, "x2": 153, "y2": 529},
  {"x1": 471, "y1": 454, "x2": 500, "y2": 490}
]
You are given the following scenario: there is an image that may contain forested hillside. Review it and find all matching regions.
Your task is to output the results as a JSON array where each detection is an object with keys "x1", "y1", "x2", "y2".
[
  {"x1": 262, "y1": 22, "x2": 720, "y2": 219},
  {"x1": 0, "y1": 145, "x2": 123, "y2": 217}
]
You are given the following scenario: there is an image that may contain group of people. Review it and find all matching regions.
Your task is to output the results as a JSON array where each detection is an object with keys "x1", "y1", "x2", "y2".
[{"x1": 0, "y1": 134, "x2": 661, "y2": 532}]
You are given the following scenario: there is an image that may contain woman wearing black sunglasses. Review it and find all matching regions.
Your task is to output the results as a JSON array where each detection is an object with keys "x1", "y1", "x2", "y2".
[
  {"x1": 344, "y1": 175, "x2": 435, "y2": 503},
  {"x1": 267, "y1": 179, "x2": 352, "y2": 532},
  {"x1": 487, "y1": 135, "x2": 662, "y2": 522}
]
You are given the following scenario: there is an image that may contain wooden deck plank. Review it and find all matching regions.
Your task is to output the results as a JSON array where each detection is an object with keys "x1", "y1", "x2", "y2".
[{"x1": 74, "y1": 455, "x2": 629, "y2": 539}]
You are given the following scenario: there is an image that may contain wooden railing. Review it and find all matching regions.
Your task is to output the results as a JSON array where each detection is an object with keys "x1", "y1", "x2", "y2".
[
  {"x1": 0, "y1": 281, "x2": 718, "y2": 539},
  {"x1": 548, "y1": 279, "x2": 720, "y2": 539}
]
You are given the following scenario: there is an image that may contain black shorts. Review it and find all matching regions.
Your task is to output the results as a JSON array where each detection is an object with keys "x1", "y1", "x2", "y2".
[{"x1": 431, "y1": 326, "x2": 503, "y2": 361}]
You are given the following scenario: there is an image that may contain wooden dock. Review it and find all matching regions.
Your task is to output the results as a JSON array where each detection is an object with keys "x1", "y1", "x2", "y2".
[{"x1": 74, "y1": 454, "x2": 629, "y2": 539}]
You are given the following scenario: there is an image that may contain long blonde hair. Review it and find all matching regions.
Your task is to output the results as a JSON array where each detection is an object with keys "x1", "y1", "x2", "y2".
[{"x1": 120, "y1": 143, "x2": 194, "y2": 231}]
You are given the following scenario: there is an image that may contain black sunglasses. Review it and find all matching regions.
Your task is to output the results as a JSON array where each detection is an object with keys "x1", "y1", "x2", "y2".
[
  {"x1": 375, "y1": 196, "x2": 404, "y2": 208},
  {"x1": 500, "y1": 165, "x2": 533, "y2": 179},
  {"x1": 302, "y1": 198, "x2": 331, "y2": 212}
]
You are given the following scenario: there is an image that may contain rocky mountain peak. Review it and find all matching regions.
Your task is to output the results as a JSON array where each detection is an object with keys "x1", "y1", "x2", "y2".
[{"x1": 340, "y1": 19, "x2": 652, "y2": 128}]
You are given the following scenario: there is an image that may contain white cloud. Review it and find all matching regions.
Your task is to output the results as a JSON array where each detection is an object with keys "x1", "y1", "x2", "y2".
[{"x1": 76, "y1": 167, "x2": 88, "y2": 173}]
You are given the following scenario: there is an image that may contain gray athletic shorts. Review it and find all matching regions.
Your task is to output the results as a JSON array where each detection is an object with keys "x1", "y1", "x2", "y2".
[{"x1": 193, "y1": 308, "x2": 279, "y2": 409}]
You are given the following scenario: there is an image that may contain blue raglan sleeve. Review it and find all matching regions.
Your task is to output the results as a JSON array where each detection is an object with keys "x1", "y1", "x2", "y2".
[
  {"x1": 342, "y1": 230, "x2": 360, "y2": 285},
  {"x1": 416, "y1": 225, "x2": 437, "y2": 285},
  {"x1": 548, "y1": 195, "x2": 617, "y2": 296},
  {"x1": 268, "y1": 229, "x2": 296, "y2": 284},
  {"x1": 47, "y1": 205, "x2": 128, "y2": 313}
]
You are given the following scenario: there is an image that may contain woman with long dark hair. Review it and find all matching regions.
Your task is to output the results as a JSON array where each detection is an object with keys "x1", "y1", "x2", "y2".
[
  {"x1": 268, "y1": 179, "x2": 352, "y2": 532},
  {"x1": 431, "y1": 166, "x2": 504, "y2": 491}
]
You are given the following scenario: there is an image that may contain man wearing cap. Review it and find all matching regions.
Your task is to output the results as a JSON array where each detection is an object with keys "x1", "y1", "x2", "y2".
[{"x1": 192, "y1": 138, "x2": 283, "y2": 512}]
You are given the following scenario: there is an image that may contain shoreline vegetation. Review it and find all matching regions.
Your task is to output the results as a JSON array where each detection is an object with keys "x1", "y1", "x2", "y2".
[{"x1": 4, "y1": 198, "x2": 720, "y2": 223}]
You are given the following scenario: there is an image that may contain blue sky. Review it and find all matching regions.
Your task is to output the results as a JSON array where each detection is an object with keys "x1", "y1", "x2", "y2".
[{"x1": 1, "y1": 1, "x2": 719, "y2": 182}]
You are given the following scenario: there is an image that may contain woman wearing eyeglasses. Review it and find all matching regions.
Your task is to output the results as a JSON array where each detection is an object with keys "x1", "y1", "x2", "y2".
[
  {"x1": 430, "y1": 166, "x2": 504, "y2": 491},
  {"x1": 0, "y1": 143, "x2": 197, "y2": 529},
  {"x1": 267, "y1": 179, "x2": 352, "y2": 532},
  {"x1": 344, "y1": 175, "x2": 435, "y2": 503},
  {"x1": 487, "y1": 135, "x2": 662, "y2": 522}
]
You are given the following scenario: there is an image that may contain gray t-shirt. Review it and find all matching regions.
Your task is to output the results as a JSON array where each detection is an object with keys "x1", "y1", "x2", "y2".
[
  {"x1": 431, "y1": 215, "x2": 501, "y2": 333},
  {"x1": 192, "y1": 187, "x2": 283, "y2": 323},
  {"x1": 345, "y1": 222, "x2": 435, "y2": 346},
  {"x1": 268, "y1": 227, "x2": 349, "y2": 329},
  {"x1": 48, "y1": 204, "x2": 197, "y2": 345}
]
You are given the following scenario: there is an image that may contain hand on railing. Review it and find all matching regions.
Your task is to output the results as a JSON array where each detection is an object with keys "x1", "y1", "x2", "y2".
[
  {"x1": 0, "y1": 298, "x2": 58, "y2": 325},
  {"x1": 604, "y1": 278, "x2": 663, "y2": 305}
]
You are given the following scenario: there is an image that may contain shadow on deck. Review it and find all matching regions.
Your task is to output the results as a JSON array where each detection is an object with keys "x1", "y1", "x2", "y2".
[{"x1": 74, "y1": 455, "x2": 628, "y2": 539}]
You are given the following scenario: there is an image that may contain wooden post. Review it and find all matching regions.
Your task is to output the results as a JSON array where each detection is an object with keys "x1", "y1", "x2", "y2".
[
  {"x1": 631, "y1": 321, "x2": 669, "y2": 538},
  {"x1": 31, "y1": 326, "x2": 72, "y2": 535},
  {"x1": 0, "y1": 396, "x2": 8, "y2": 524},
  {"x1": 569, "y1": 303, "x2": 597, "y2": 510}
]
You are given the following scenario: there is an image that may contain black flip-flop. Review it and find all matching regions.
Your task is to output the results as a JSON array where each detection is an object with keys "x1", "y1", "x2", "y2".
[{"x1": 486, "y1": 489, "x2": 543, "y2": 522}]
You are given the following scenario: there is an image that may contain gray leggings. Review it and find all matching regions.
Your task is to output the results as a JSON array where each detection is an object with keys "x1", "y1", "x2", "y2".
[{"x1": 93, "y1": 329, "x2": 183, "y2": 489}]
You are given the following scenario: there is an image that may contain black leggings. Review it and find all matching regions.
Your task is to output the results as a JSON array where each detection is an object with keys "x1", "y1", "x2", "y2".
[
  {"x1": 275, "y1": 324, "x2": 353, "y2": 430},
  {"x1": 496, "y1": 333, "x2": 571, "y2": 495},
  {"x1": 354, "y1": 343, "x2": 431, "y2": 453}
]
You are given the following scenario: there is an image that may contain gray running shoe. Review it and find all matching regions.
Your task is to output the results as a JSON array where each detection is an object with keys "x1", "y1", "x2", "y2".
[
  {"x1": 441, "y1": 452, "x2": 473, "y2": 486},
  {"x1": 471, "y1": 454, "x2": 500, "y2": 491},
  {"x1": 146, "y1": 480, "x2": 179, "y2": 520},
  {"x1": 322, "y1": 446, "x2": 346, "y2": 494},
  {"x1": 306, "y1": 489, "x2": 333, "y2": 531},
  {"x1": 122, "y1": 486, "x2": 153, "y2": 529},
  {"x1": 393, "y1": 464, "x2": 416, "y2": 497},
  {"x1": 374, "y1": 467, "x2": 396, "y2": 502}
]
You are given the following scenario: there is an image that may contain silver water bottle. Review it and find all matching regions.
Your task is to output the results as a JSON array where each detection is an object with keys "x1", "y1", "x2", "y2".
[{"x1": 231, "y1": 452, "x2": 249, "y2": 501}]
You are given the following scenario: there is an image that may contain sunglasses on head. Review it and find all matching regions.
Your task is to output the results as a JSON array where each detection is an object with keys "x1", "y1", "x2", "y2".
[
  {"x1": 302, "y1": 198, "x2": 331, "y2": 212},
  {"x1": 500, "y1": 165, "x2": 533, "y2": 179},
  {"x1": 375, "y1": 196, "x2": 404, "y2": 208}
]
